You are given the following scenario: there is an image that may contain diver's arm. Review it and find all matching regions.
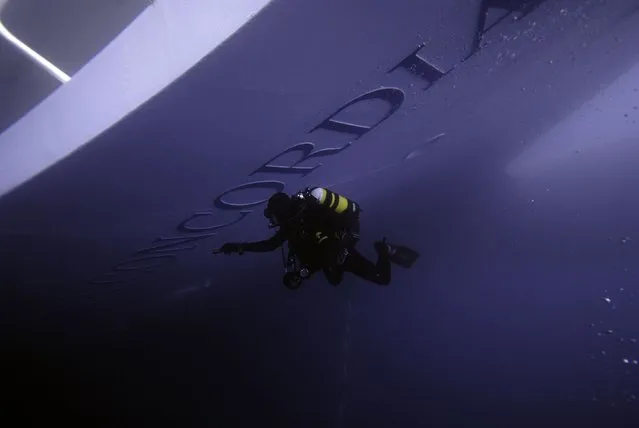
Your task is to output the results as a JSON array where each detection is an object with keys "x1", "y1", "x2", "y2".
[{"x1": 240, "y1": 231, "x2": 285, "y2": 252}]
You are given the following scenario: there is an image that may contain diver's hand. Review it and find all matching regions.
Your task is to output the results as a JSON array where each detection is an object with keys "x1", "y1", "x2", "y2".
[{"x1": 214, "y1": 243, "x2": 245, "y2": 255}]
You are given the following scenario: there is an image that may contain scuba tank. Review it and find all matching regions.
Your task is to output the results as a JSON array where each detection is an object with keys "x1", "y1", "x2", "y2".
[
  {"x1": 294, "y1": 186, "x2": 361, "y2": 216},
  {"x1": 294, "y1": 186, "x2": 361, "y2": 246}
]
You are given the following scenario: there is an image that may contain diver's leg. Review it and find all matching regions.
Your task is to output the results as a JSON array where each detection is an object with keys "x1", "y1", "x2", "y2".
[
  {"x1": 323, "y1": 267, "x2": 344, "y2": 286},
  {"x1": 343, "y1": 247, "x2": 391, "y2": 286}
]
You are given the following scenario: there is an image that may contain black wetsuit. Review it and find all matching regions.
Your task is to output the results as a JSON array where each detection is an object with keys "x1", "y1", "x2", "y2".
[{"x1": 241, "y1": 199, "x2": 391, "y2": 286}]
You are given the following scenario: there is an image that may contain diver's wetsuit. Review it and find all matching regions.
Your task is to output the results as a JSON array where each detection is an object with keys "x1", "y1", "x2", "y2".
[
  {"x1": 240, "y1": 198, "x2": 391, "y2": 286},
  {"x1": 322, "y1": 246, "x2": 390, "y2": 286}
]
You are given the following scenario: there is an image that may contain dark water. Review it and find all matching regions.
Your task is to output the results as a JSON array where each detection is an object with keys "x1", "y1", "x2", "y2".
[{"x1": 3, "y1": 0, "x2": 639, "y2": 426}]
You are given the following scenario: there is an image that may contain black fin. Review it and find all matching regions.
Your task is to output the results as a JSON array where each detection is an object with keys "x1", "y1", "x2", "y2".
[{"x1": 388, "y1": 244, "x2": 420, "y2": 268}]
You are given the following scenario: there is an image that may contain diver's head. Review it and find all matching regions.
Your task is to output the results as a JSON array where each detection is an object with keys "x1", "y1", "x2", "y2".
[{"x1": 263, "y1": 192, "x2": 294, "y2": 228}]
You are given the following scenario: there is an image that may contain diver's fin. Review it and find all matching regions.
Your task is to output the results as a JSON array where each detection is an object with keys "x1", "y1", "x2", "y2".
[
  {"x1": 388, "y1": 244, "x2": 420, "y2": 268},
  {"x1": 375, "y1": 239, "x2": 420, "y2": 268}
]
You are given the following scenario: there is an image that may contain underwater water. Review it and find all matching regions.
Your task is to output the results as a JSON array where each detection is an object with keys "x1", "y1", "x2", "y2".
[{"x1": 3, "y1": 0, "x2": 639, "y2": 426}]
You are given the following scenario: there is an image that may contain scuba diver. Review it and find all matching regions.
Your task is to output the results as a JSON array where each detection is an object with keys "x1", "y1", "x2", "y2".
[{"x1": 212, "y1": 187, "x2": 419, "y2": 289}]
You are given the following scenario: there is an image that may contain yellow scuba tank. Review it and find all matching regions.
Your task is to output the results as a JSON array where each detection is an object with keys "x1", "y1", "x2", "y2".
[{"x1": 306, "y1": 187, "x2": 360, "y2": 216}]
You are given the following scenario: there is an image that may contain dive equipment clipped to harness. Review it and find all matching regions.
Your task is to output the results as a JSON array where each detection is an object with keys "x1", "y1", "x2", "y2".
[{"x1": 281, "y1": 244, "x2": 311, "y2": 290}]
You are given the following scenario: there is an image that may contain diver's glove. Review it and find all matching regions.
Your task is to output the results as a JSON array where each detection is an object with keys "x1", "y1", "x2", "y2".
[{"x1": 217, "y1": 242, "x2": 245, "y2": 255}]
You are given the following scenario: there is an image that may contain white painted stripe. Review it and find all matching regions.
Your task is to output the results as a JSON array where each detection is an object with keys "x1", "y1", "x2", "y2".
[
  {"x1": 0, "y1": 20, "x2": 71, "y2": 82},
  {"x1": 0, "y1": 0, "x2": 272, "y2": 197}
]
